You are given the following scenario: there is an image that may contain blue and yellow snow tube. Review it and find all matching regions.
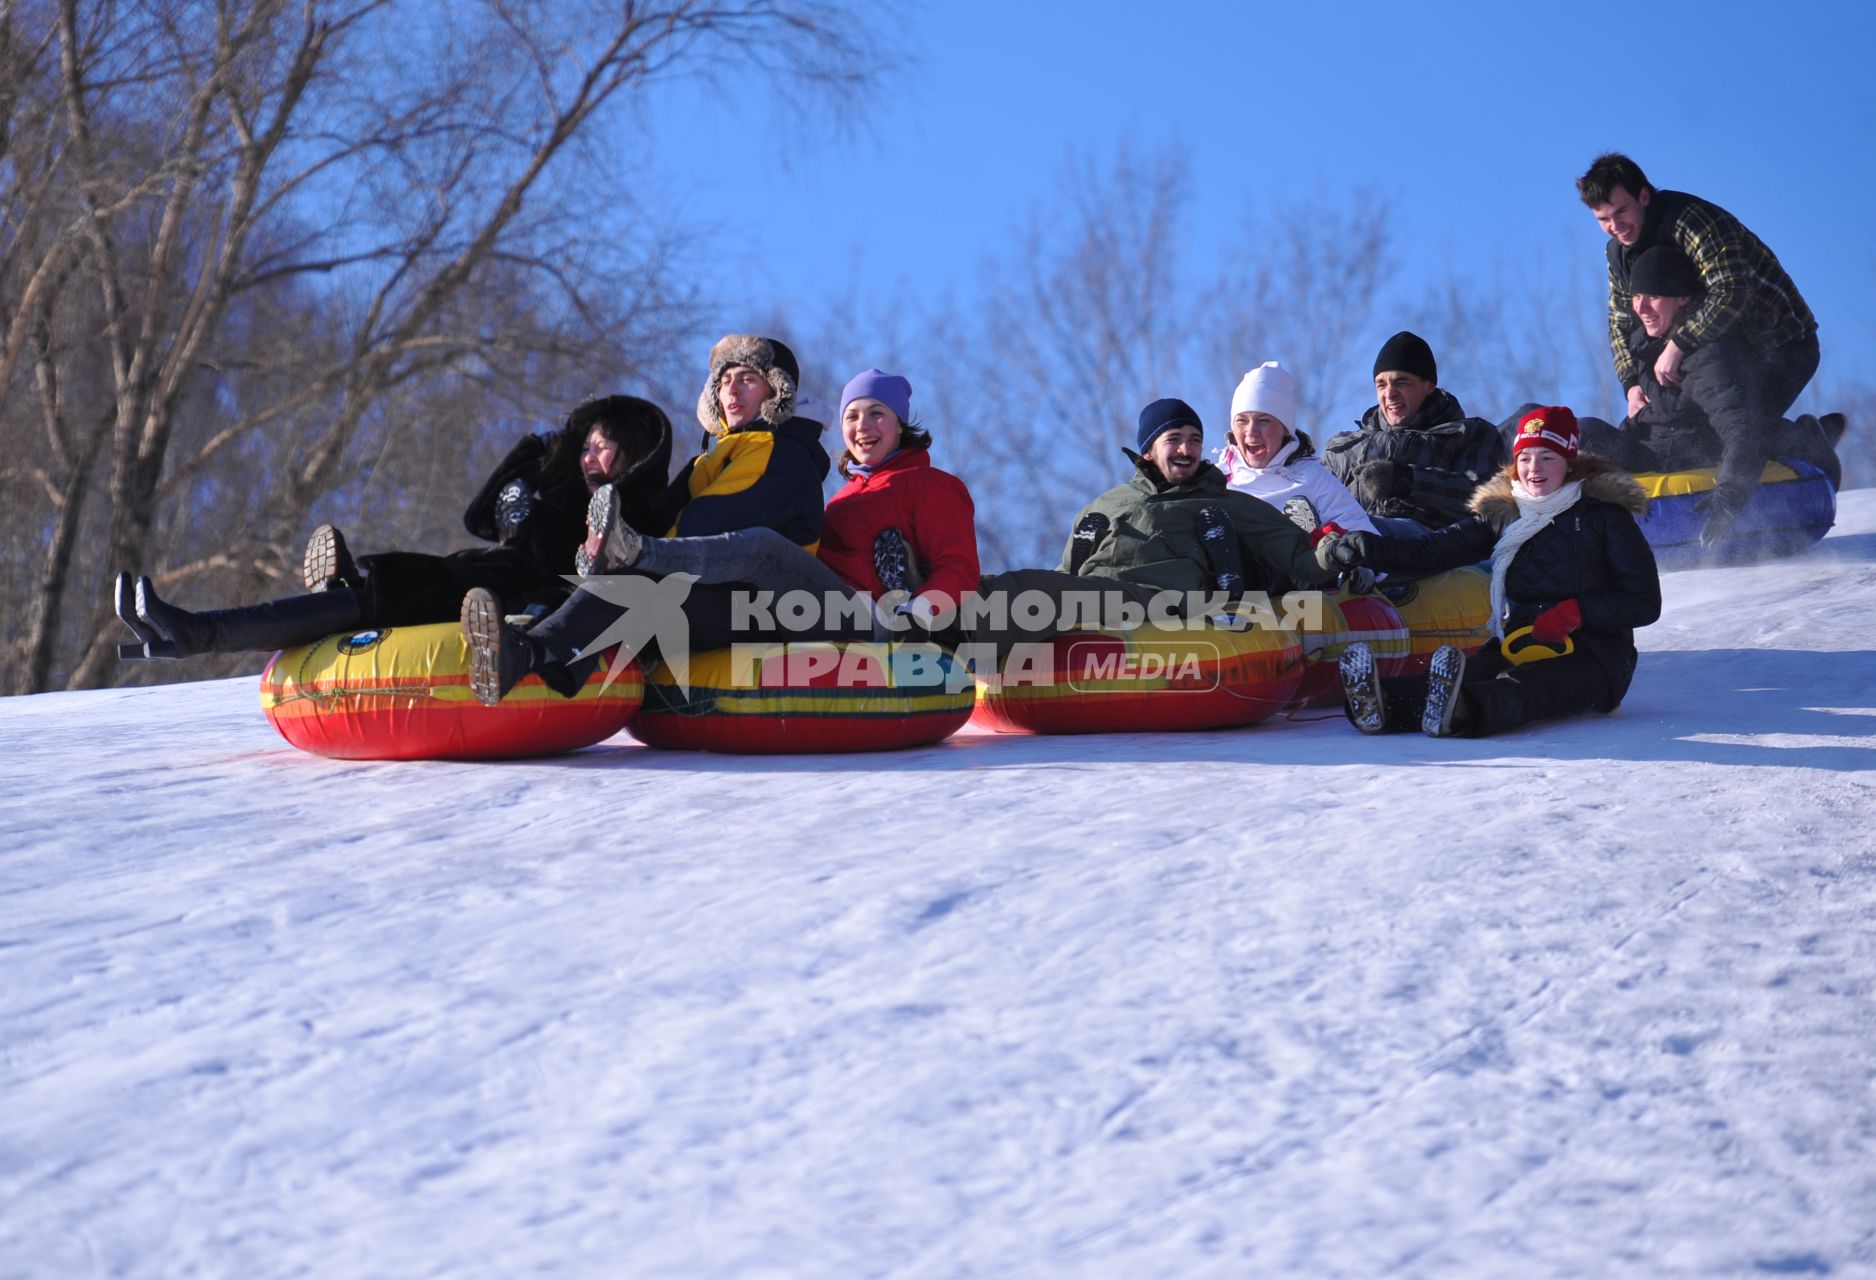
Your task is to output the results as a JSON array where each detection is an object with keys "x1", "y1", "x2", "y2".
[
  {"x1": 1635, "y1": 460, "x2": 1835, "y2": 570},
  {"x1": 970, "y1": 616, "x2": 1303, "y2": 734},
  {"x1": 261, "y1": 622, "x2": 641, "y2": 760},
  {"x1": 628, "y1": 641, "x2": 975, "y2": 753}
]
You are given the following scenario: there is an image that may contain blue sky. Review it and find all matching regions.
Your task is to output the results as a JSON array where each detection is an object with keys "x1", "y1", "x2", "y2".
[{"x1": 624, "y1": 0, "x2": 1876, "y2": 421}]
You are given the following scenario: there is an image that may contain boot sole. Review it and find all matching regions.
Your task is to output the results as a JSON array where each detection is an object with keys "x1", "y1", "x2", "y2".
[
  {"x1": 1068, "y1": 513, "x2": 1110, "y2": 575},
  {"x1": 574, "y1": 485, "x2": 621, "y2": 577},
  {"x1": 1339, "y1": 642, "x2": 1386, "y2": 734},
  {"x1": 873, "y1": 528, "x2": 915, "y2": 596},
  {"x1": 302, "y1": 524, "x2": 354, "y2": 592},
  {"x1": 1423, "y1": 645, "x2": 1467, "y2": 737},
  {"x1": 461, "y1": 589, "x2": 510, "y2": 707}
]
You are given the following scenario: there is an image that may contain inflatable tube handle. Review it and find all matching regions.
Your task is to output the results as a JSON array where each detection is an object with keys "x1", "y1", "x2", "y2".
[{"x1": 1499, "y1": 625, "x2": 1573, "y2": 666}]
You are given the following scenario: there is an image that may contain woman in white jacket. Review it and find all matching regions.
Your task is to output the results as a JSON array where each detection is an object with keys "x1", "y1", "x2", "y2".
[{"x1": 1217, "y1": 361, "x2": 1376, "y2": 536}]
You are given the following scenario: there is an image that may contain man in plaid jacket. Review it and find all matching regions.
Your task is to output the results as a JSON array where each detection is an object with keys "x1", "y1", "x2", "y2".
[
  {"x1": 1322, "y1": 330, "x2": 1508, "y2": 533},
  {"x1": 1577, "y1": 154, "x2": 1836, "y2": 543}
]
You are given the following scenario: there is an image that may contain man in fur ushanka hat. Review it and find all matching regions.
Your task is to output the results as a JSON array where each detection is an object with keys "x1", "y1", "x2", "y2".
[
  {"x1": 665, "y1": 333, "x2": 828, "y2": 546},
  {"x1": 695, "y1": 334, "x2": 801, "y2": 439}
]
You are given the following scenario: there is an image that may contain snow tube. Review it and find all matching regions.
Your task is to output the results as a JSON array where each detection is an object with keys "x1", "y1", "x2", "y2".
[
  {"x1": 628, "y1": 641, "x2": 975, "y2": 753},
  {"x1": 260, "y1": 623, "x2": 641, "y2": 761},
  {"x1": 1289, "y1": 588, "x2": 1413, "y2": 709},
  {"x1": 1635, "y1": 459, "x2": 1835, "y2": 570},
  {"x1": 1381, "y1": 566, "x2": 1494, "y2": 677},
  {"x1": 971, "y1": 616, "x2": 1303, "y2": 734}
]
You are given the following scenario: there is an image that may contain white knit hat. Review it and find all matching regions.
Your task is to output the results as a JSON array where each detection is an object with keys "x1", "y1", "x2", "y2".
[{"x1": 1230, "y1": 361, "x2": 1296, "y2": 431}]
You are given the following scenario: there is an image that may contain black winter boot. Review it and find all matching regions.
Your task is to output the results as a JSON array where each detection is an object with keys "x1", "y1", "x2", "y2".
[
  {"x1": 302, "y1": 524, "x2": 360, "y2": 592},
  {"x1": 1194, "y1": 503, "x2": 1245, "y2": 595},
  {"x1": 1784, "y1": 414, "x2": 1842, "y2": 489},
  {"x1": 1339, "y1": 642, "x2": 1388, "y2": 734},
  {"x1": 1695, "y1": 487, "x2": 1750, "y2": 550},
  {"x1": 115, "y1": 573, "x2": 170, "y2": 659},
  {"x1": 1068, "y1": 513, "x2": 1110, "y2": 574},
  {"x1": 124, "y1": 575, "x2": 366, "y2": 659},
  {"x1": 1339, "y1": 642, "x2": 1426, "y2": 733}
]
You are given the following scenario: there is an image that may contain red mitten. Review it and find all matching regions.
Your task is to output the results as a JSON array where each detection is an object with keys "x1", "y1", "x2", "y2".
[
  {"x1": 1530, "y1": 598, "x2": 1582, "y2": 644},
  {"x1": 1309, "y1": 521, "x2": 1347, "y2": 549}
]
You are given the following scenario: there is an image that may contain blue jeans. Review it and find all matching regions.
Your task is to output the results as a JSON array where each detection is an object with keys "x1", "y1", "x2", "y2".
[{"x1": 635, "y1": 527, "x2": 853, "y2": 597}]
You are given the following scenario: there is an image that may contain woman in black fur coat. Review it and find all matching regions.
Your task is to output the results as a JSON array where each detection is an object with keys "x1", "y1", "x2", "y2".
[{"x1": 114, "y1": 395, "x2": 673, "y2": 660}]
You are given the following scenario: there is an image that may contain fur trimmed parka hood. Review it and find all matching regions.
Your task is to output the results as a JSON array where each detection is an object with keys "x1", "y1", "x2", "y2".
[
  {"x1": 1469, "y1": 455, "x2": 1650, "y2": 530},
  {"x1": 696, "y1": 334, "x2": 799, "y2": 438}
]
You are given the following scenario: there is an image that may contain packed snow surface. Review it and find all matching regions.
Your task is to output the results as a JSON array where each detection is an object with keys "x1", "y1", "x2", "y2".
[{"x1": 5, "y1": 496, "x2": 1875, "y2": 1279}]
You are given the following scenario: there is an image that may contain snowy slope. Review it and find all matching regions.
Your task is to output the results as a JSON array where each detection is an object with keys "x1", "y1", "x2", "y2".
[{"x1": 4, "y1": 495, "x2": 1875, "y2": 1280}]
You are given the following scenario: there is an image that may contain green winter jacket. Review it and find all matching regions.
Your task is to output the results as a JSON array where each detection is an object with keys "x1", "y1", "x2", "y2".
[{"x1": 1059, "y1": 454, "x2": 1337, "y2": 596}]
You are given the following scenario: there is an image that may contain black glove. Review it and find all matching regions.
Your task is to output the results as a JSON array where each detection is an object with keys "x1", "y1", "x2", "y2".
[
  {"x1": 1353, "y1": 461, "x2": 1412, "y2": 508},
  {"x1": 1339, "y1": 566, "x2": 1377, "y2": 594},
  {"x1": 1326, "y1": 530, "x2": 1371, "y2": 568}
]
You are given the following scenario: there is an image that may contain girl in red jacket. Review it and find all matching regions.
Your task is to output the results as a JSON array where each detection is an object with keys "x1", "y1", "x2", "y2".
[{"x1": 582, "y1": 367, "x2": 980, "y2": 637}]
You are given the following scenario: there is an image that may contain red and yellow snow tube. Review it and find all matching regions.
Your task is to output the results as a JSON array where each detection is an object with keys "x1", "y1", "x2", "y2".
[
  {"x1": 1289, "y1": 587, "x2": 1413, "y2": 709},
  {"x1": 628, "y1": 641, "x2": 976, "y2": 753},
  {"x1": 971, "y1": 617, "x2": 1303, "y2": 734},
  {"x1": 260, "y1": 622, "x2": 641, "y2": 760},
  {"x1": 1381, "y1": 566, "x2": 1494, "y2": 676}
]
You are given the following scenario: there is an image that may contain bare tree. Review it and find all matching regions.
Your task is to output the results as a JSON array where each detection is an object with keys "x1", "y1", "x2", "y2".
[
  {"x1": 894, "y1": 147, "x2": 1193, "y2": 569},
  {"x1": 1203, "y1": 191, "x2": 1393, "y2": 442},
  {"x1": 1, "y1": 0, "x2": 884, "y2": 694},
  {"x1": 883, "y1": 153, "x2": 1407, "y2": 569}
]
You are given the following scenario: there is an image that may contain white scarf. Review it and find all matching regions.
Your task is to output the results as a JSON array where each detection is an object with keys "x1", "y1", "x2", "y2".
[{"x1": 1488, "y1": 479, "x2": 1582, "y2": 637}]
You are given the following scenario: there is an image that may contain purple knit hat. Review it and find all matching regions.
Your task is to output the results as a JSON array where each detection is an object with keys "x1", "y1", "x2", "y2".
[{"x1": 838, "y1": 368, "x2": 913, "y2": 423}]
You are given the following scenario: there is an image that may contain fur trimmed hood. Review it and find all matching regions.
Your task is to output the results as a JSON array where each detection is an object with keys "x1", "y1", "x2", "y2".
[
  {"x1": 696, "y1": 334, "x2": 799, "y2": 438},
  {"x1": 1469, "y1": 455, "x2": 1650, "y2": 529}
]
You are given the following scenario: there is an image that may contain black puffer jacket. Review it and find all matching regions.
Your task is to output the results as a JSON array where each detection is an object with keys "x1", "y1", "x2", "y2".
[
  {"x1": 1361, "y1": 458, "x2": 1662, "y2": 702},
  {"x1": 1322, "y1": 389, "x2": 1508, "y2": 528},
  {"x1": 1623, "y1": 326, "x2": 1728, "y2": 471}
]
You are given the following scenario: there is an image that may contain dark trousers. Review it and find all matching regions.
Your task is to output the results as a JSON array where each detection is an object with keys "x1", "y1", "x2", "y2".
[
  {"x1": 1373, "y1": 643, "x2": 1621, "y2": 737},
  {"x1": 360, "y1": 548, "x2": 564, "y2": 628},
  {"x1": 1455, "y1": 644, "x2": 1621, "y2": 736},
  {"x1": 524, "y1": 575, "x2": 865, "y2": 674},
  {"x1": 1576, "y1": 332, "x2": 1827, "y2": 494}
]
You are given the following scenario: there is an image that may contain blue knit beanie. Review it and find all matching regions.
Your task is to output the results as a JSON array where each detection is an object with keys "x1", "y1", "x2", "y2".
[
  {"x1": 1137, "y1": 398, "x2": 1202, "y2": 453},
  {"x1": 838, "y1": 368, "x2": 913, "y2": 423}
]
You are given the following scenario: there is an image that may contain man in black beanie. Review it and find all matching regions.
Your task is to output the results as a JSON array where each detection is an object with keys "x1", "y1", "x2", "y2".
[
  {"x1": 1322, "y1": 330, "x2": 1508, "y2": 532},
  {"x1": 1578, "y1": 244, "x2": 1842, "y2": 546}
]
